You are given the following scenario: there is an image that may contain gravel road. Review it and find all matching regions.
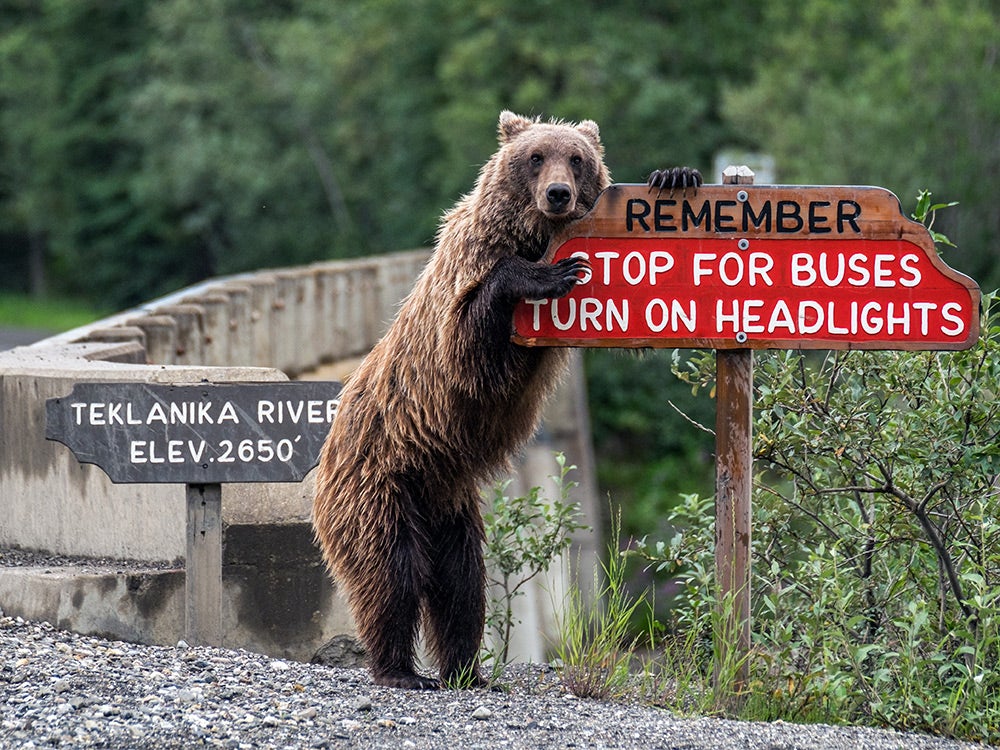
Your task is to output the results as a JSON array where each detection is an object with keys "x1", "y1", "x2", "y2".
[{"x1": 1, "y1": 614, "x2": 987, "y2": 750}]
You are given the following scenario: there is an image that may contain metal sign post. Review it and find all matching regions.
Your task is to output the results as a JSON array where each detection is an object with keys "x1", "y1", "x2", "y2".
[{"x1": 46, "y1": 380, "x2": 342, "y2": 646}]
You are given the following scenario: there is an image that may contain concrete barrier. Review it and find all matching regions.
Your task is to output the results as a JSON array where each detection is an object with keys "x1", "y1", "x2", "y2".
[
  {"x1": 0, "y1": 249, "x2": 600, "y2": 663},
  {"x1": 2, "y1": 252, "x2": 436, "y2": 560},
  {"x1": 0, "y1": 351, "x2": 286, "y2": 560}
]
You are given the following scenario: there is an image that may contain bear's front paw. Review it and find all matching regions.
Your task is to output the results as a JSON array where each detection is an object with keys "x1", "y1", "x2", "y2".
[
  {"x1": 537, "y1": 255, "x2": 590, "y2": 299},
  {"x1": 647, "y1": 166, "x2": 703, "y2": 194}
]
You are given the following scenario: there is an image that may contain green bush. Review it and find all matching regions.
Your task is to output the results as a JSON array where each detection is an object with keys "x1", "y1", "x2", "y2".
[
  {"x1": 635, "y1": 197, "x2": 1000, "y2": 741},
  {"x1": 654, "y1": 301, "x2": 1000, "y2": 740},
  {"x1": 482, "y1": 453, "x2": 587, "y2": 666}
]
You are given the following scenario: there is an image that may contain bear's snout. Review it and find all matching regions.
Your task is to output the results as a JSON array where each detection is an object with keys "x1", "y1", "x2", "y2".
[{"x1": 545, "y1": 183, "x2": 573, "y2": 213}]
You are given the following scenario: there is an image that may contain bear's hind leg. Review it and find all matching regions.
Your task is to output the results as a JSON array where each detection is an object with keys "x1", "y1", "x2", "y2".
[
  {"x1": 351, "y1": 517, "x2": 439, "y2": 690},
  {"x1": 424, "y1": 504, "x2": 488, "y2": 688}
]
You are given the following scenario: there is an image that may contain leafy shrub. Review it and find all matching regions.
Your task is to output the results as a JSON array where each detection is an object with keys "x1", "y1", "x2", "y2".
[
  {"x1": 482, "y1": 453, "x2": 588, "y2": 665},
  {"x1": 662, "y1": 317, "x2": 1000, "y2": 738},
  {"x1": 643, "y1": 197, "x2": 1000, "y2": 741}
]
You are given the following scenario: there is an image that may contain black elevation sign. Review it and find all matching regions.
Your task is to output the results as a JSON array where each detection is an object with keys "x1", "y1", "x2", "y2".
[{"x1": 46, "y1": 381, "x2": 342, "y2": 484}]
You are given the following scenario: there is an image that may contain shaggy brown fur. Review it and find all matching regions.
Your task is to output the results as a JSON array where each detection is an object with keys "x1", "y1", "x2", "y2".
[
  {"x1": 313, "y1": 110, "x2": 699, "y2": 690},
  {"x1": 313, "y1": 111, "x2": 608, "y2": 690}
]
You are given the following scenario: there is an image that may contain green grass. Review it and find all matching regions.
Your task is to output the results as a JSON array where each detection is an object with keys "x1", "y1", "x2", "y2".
[{"x1": 0, "y1": 293, "x2": 104, "y2": 332}]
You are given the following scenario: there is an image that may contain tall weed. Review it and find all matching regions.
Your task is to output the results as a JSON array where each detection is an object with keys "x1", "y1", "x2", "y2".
[{"x1": 553, "y1": 510, "x2": 646, "y2": 701}]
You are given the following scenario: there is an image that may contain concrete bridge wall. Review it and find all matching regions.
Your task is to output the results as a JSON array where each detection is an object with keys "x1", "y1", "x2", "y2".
[{"x1": 0, "y1": 250, "x2": 600, "y2": 663}]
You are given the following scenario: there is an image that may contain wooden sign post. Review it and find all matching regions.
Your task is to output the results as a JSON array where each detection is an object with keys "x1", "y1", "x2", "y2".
[
  {"x1": 714, "y1": 166, "x2": 754, "y2": 691},
  {"x1": 513, "y1": 168, "x2": 980, "y2": 693},
  {"x1": 46, "y1": 380, "x2": 342, "y2": 646},
  {"x1": 186, "y1": 482, "x2": 223, "y2": 645}
]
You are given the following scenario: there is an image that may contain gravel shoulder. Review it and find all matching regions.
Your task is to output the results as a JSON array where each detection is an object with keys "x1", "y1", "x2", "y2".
[{"x1": 1, "y1": 614, "x2": 989, "y2": 750}]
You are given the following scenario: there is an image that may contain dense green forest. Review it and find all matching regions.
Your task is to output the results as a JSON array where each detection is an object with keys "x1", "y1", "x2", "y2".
[
  {"x1": 2, "y1": 0, "x2": 998, "y2": 521},
  {"x1": 3, "y1": 0, "x2": 996, "y2": 307}
]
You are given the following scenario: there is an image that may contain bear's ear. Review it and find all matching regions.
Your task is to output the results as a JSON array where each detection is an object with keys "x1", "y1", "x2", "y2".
[
  {"x1": 498, "y1": 110, "x2": 534, "y2": 144},
  {"x1": 575, "y1": 119, "x2": 602, "y2": 146}
]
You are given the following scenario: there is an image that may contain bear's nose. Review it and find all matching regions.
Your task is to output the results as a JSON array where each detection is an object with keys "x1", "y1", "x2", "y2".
[{"x1": 545, "y1": 183, "x2": 572, "y2": 211}]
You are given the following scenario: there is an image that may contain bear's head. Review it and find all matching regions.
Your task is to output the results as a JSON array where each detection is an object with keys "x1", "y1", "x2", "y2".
[{"x1": 495, "y1": 110, "x2": 611, "y2": 226}]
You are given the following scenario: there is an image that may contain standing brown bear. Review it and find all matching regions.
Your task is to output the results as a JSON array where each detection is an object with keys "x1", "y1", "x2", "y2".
[{"x1": 314, "y1": 111, "x2": 699, "y2": 689}]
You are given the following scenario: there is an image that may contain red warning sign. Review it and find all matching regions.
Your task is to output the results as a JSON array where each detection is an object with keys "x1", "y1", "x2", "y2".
[{"x1": 513, "y1": 184, "x2": 979, "y2": 351}]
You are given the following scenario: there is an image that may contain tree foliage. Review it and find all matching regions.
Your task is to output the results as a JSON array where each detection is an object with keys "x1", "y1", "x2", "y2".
[
  {"x1": 4, "y1": 0, "x2": 997, "y2": 301},
  {"x1": 724, "y1": 0, "x2": 1000, "y2": 288},
  {"x1": 0, "y1": 0, "x2": 152, "y2": 301},
  {"x1": 2, "y1": 1, "x2": 997, "y2": 307},
  {"x1": 2, "y1": 0, "x2": 765, "y2": 308}
]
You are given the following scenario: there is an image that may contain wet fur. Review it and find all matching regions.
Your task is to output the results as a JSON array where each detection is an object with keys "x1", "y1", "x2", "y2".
[{"x1": 313, "y1": 111, "x2": 610, "y2": 690}]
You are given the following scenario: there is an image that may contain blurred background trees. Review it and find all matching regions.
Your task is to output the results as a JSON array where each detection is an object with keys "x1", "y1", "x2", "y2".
[
  {"x1": 4, "y1": 0, "x2": 995, "y2": 304},
  {"x1": 0, "y1": 0, "x2": 764, "y2": 308},
  {"x1": 1, "y1": 0, "x2": 997, "y2": 518}
]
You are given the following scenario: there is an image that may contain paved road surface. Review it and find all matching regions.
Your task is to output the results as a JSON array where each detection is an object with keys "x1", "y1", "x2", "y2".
[{"x1": 0, "y1": 327, "x2": 50, "y2": 351}]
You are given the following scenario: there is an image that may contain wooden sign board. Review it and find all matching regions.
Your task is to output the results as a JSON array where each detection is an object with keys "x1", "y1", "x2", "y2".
[
  {"x1": 46, "y1": 381, "x2": 341, "y2": 484},
  {"x1": 513, "y1": 184, "x2": 980, "y2": 351}
]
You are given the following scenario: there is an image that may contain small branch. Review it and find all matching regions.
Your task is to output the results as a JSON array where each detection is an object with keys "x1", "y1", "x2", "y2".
[
  {"x1": 755, "y1": 482, "x2": 842, "y2": 541},
  {"x1": 666, "y1": 400, "x2": 715, "y2": 436},
  {"x1": 886, "y1": 483, "x2": 976, "y2": 624},
  {"x1": 820, "y1": 350, "x2": 851, "y2": 413},
  {"x1": 810, "y1": 484, "x2": 888, "y2": 496},
  {"x1": 917, "y1": 478, "x2": 952, "y2": 513}
]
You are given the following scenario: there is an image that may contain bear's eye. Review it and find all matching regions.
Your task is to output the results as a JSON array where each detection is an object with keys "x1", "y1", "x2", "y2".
[
  {"x1": 570, "y1": 155, "x2": 583, "y2": 168},
  {"x1": 529, "y1": 153, "x2": 544, "y2": 168}
]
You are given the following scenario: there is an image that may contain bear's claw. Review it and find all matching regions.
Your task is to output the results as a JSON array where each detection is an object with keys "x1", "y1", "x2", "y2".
[
  {"x1": 373, "y1": 670, "x2": 441, "y2": 690},
  {"x1": 647, "y1": 166, "x2": 703, "y2": 194},
  {"x1": 554, "y1": 254, "x2": 589, "y2": 279},
  {"x1": 548, "y1": 255, "x2": 590, "y2": 296}
]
